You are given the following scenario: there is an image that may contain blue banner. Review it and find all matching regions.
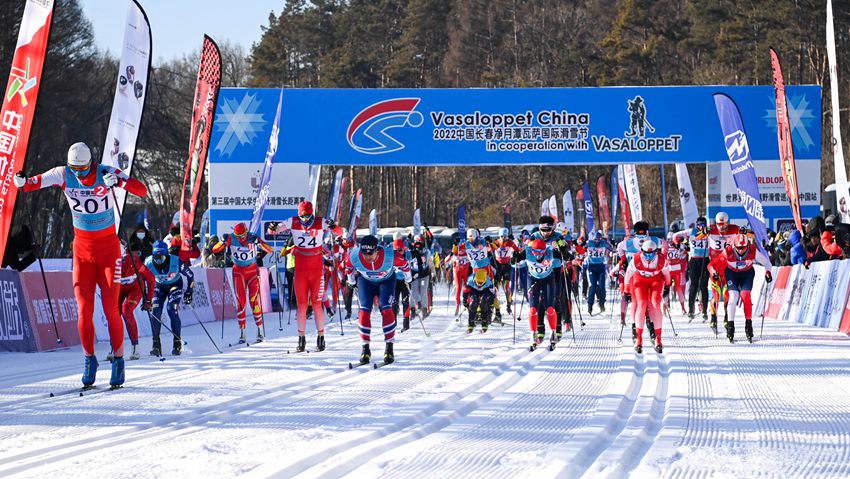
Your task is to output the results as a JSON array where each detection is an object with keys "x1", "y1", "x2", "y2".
[
  {"x1": 0, "y1": 269, "x2": 36, "y2": 352},
  {"x1": 610, "y1": 167, "x2": 619, "y2": 235},
  {"x1": 458, "y1": 204, "x2": 466, "y2": 237},
  {"x1": 211, "y1": 86, "x2": 820, "y2": 166},
  {"x1": 583, "y1": 182, "x2": 595, "y2": 233},
  {"x1": 249, "y1": 89, "x2": 282, "y2": 235},
  {"x1": 326, "y1": 169, "x2": 343, "y2": 219},
  {"x1": 713, "y1": 93, "x2": 771, "y2": 263}
]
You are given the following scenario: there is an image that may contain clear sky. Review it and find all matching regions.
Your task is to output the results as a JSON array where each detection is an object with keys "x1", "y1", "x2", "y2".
[{"x1": 79, "y1": 0, "x2": 282, "y2": 63}]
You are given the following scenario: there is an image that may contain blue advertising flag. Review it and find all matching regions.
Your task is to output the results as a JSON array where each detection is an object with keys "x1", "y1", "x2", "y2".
[
  {"x1": 610, "y1": 168, "x2": 619, "y2": 237},
  {"x1": 457, "y1": 204, "x2": 467, "y2": 237},
  {"x1": 712, "y1": 93, "x2": 771, "y2": 265},
  {"x1": 249, "y1": 89, "x2": 282, "y2": 235},
  {"x1": 583, "y1": 182, "x2": 595, "y2": 233}
]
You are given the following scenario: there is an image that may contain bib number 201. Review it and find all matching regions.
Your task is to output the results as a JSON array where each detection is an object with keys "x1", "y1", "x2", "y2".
[{"x1": 71, "y1": 196, "x2": 109, "y2": 214}]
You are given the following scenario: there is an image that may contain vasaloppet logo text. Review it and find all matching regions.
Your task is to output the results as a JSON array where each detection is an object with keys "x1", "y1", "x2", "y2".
[{"x1": 347, "y1": 98, "x2": 423, "y2": 154}]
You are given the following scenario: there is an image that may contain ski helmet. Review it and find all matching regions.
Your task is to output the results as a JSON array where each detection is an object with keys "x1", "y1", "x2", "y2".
[
  {"x1": 466, "y1": 228, "x2": 479, "y2": 241},
  {"x1": 298, "y1": 201, "x2": 314, "y2": 225},
  {"x1": 641, "y1": 239, "x2": 658, "y2": 260},
  {"x1": 499, "y1": 227, "x2": 509, "y2": 238},
  {"x1": 67, "y1": 142, "x2": 92, "y2": 178},
  {"x1": 589, "y1": 230, "x2": 598, "y2": 241},
  {"x1": 696, "y1": 216, "x2": 708, "y2": 228},
  {"x1": 633, "y1": 221, "x2": 649, "y2": 235},
  {"x1": 233, "y1": 222, "x2": 248, "y2": 242},
  {"x1": 715, "y1": 211, "x2": 729, "y2": 226},
  {"x1": 152, "y1": 240, "x2": 169, "y2": 265},
  {"x1": 473, "y1": 268, "x2": 488, "y2": 287},
  {"x1": 733, "y1": 233, "x2": 749, "y2": 251},
  {"x1": 360, "y1": 235, "x2": 379, "y2": 255},
  {"x1": 530, "y1": 238, "x2": 547, "y2": 259}
]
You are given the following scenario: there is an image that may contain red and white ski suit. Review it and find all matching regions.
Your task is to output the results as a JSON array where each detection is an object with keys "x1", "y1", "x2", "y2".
[
  {"x1": 625, "y1": 252, "x2": 670, "y2": 346},
  {"x1": 273, "y1": 217, "x2": 335, "y2": 335},
  {"x1": 21, "y1": 165, "x2": 147, "y2": 357},
  {"x1": 452, "y1": 242, "x2": 470, "y2": 308},
  {"x1": 666, "y1": 243, "x2": 688, "y2": 313},
  {"x1": 118, "y1": 251, "x2": 155, "y2": 345},
  {"x1": 212, "y1": 233, "x2": 273, "y2": 328}
]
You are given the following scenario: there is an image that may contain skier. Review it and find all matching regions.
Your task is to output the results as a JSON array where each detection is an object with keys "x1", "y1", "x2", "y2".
[
  {"x1": 624, "y1": 240, "x2": 670, "y2": 354},
  {"x1": 719, "y1": 234, "x2": 772, "y2": 343},
  {"x1": 462, "y1": 229, "x2": 498, "y2": 320},
  {"x1": 113, "y1": 242, "x2": 155, "y2": 361},
  {"x1": 585, "y1": 230, "x2": 613, "y2": 315},
  {"x1": 706, "y1": 212, "x2": 739, "y2": 335},
  {"x1": 666, "y1": 234, "x2": 689, "y2": 315},
  {"x1": 391, "y1": 232, "x2": 413, "y2": 330},
  {"x1": 673, "y1": 216, "x2": 711, "y2": 321},
  {"x1": 451, "y1": 235, "x2": 471, "y2": 317},
  {"x1": 344, "y1": 235, "x2": 410, "y2": 365},
  {"x1": 270, "y1": 201, "x2": 337, "y2": 353},
  {"x1": 14, "y1": 142, "x2": 148, "y2": 388},
  {"x1": 514, "y1": 238, "x2": 559, "y2": 350},
  {"x1": 339, "y1": 234, "x2": 356, "y2": 319},
  {"x1": 627, "y1": 96, "x2": 647, "y2": 137},
  {"x1": 492, "y1": 228, "x2": 520, "y2": 316},
  {"x1": 531, "y1": 216, "x2": 572, "y2": 339},
  {"x1": 409, "y1": 234, "x2": 432, "y2": 319},
  {"x1": 211, "y1": 222, "x2": 273, "y2": 344},
  {"x1": 462, "y1": 268, "x2": 496, "y2": 333},
  {"x1": 145, "y1": 240, "x2": 195, "y2": 356}
]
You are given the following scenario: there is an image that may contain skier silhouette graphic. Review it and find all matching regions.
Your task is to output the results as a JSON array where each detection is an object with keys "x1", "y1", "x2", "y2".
[{"x1": 626, "y1": 96, "x2": 655, "y2": 137}]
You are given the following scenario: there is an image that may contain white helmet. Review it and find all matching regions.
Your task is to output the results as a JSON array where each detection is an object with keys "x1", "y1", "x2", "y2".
[
  {"x1": 499, "y1": 227, "x2": 509, "y2": 238},
  {"x1": 466, "y1": 229, "x2": 479, "y2": 240},
  {"x1": 67, "y1": 142, "x2": 92, "y2": 168},
  {"x1": 393, "y1": 231, "x2": 403, "y2": 241},
  {"x1": 715, "y1": 211, "x2": 729, "y2": 225},
  {"x1": 641, "y1": 239, "x2": 658, "y2": 253}
]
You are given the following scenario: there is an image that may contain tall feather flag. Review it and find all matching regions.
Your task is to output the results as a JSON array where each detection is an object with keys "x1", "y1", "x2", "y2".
[
  {"x1": 575, "y1": 188, "x2": 585, "y2": 236},
  {"x1": 348, "y1": 189, "x2": 362, "y2": 239},
  {"x1": 770, "y1": 48, "x2": 803, "y2": 233},
  {"x1": 617, "y1": 165, "x2": 633, "y2": 232},
  {"x1": 610, "y1": 168, "x2": 619, "y2": 237},
  {"x1": 0, "y1": 0, "x2": 55, "y2": 266},
  {"x1": 562, "y1": 190, "x2": 574, "y2": 234},
  {"x1": 547, "y1": 195, "x2": 558, "y2": 222},
  {"x1": 413, "y1": 208, "x2": 421, "y2": 236},
  {"x1": 249, "y1": 88, "x2": 282, "y2": 235},
  {"x1": 179, "y1": 35, "x2": 221, "y2": 251},
  {"x1": 457, "y1": 204, "x2": 467, "y2": 237},
  {"x1": 596, "y1": 175, "x2": 610, "y2": 235},
  {"x1": 325, "y1": 169, "x2": 343, "y2": 220},
  {"x1": 583, "y1": 182, "x2": 595, "y2": 233},
  {"x1": 368, "y1": 208, "x2": 378, "y2": 236}
]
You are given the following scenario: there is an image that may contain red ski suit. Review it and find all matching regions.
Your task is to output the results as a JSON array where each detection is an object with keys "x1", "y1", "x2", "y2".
[
  {"x1": 212, "y1": 233, "x2": 273, "y2": 328},
  {"x1": 118, "y1": 251, "x2": 155, "y2": 345},
  {"x1": 22, "y1": 165, "x2": 147, "y2": 356},
  {"x1": 625, "y1": 251, "x2": 670, "y2": 346}
]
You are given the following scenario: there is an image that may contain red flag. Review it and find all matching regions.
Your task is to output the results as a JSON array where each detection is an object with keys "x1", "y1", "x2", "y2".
[
  {"x1": 596, "y1": 175, "x2": 611, "y2": 234},
  {"x1": 575, "y1": 189, "x2": 585, "y2": 236},
  {"x1": 180, "y1": 36, "x2": 221, "y2": 251},
  {"x1": 770, "y1": 48, "x2": 803, "y2": 233},
  {"x1": 0, "y1": 1, "x2": 54, "y2": 266}
]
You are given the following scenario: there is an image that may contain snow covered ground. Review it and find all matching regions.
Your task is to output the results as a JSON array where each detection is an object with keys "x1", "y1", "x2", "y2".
[{"x1": 2, "y1": 283, "x2": 850, "y2": 478}]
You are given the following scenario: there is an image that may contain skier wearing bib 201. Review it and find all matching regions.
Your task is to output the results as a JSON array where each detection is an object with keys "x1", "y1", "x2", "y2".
[
  {"x1": 514, "y1": 238, "x2": 559, "y2": 350},
  {"x1": 706, "y1": 212, "x2": 739, "y2": 335},
  {"x1": 624, "y1": 240, "x2": 670, "y2": 354},
  {"x1": 212, "y1": 222, "x2": 273, "y2": 343},
  {"x1": 721, "y1": 234, "x2": 773, "y2": 343},
  {"x1": 15, "y1": 142, "x2": 148, "y2": 388},
  {"x1": 585, "y1": 230, "x2": 613, "y2": 315},
  {"x1": 673, "y1": 216, "x2": 710, "y2": 321},
  {"x1": 271, "y1": 201, "x2": 337, "y2": 352},
  {"x1": 145, "y1": 241, "x2": 195, "y2": 356},
  {"x1": 344, "y1": 235, "x2": 411, "y2": 365},
  {"x1": 492, "y1": 228, "x2": 520, "y2": 315},
  {"x1": 531, "y1": 216, "x2": 573, "y2": 339}
]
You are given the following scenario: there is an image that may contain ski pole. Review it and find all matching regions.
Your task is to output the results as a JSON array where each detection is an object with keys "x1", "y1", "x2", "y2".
[
  {"x1": 758, "y1": 278, "x2": 769, "y2": 339},
  {"x1": 220, "y1": 268, "x2": 226, "y2": 338},
  {"x1": 21, "y1": 199, "x2": 61, "y2": 344},
  {"x1": 188, "y1": 307, "x2": 222, "y2": 353},
  {"x1": 665, "y1": 298, "x2": 678, "y2": 337},
  {"x1": 511, "y1": 263, "x2": 516, "y2": 344}
]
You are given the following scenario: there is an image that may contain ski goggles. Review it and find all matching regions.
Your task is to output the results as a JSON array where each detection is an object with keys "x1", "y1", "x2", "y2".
[
  {"x1": 234, "y1": 231, "x2": 247, "y2": 240},
  {"x1": 68, "y1": 162, "x2": 92, "y2": 174},
  {"x1": 299, "y1": 214, "x2": 314, "y2": 225},
  {"x1": 530, "y1": 247, "x2": 546, "y2": 257},
  {"x1": 152, "y1": 253, "x2": 168, "y2": 265}
]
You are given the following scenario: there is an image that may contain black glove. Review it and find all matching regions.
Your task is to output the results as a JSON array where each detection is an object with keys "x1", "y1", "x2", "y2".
[
  {"x1": 765, "y1": 271, "x2": 773, "y2": 283},
  {"x1": 141, "y1": 300, "x2": 152, "y2": 311},
  {"x1": 711, "y1": 272, "x2": 719, "y2": 282},
  {"x1": 623, "y1": 292, "x2": 632, "y2": 303},
  {"x1": 183, "y1": 288, "x2": 193, "y2": 305}
]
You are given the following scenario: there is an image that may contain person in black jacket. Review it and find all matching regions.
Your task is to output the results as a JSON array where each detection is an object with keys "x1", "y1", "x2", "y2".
[{"x1": 129, "y1": 224, "x2": 154, "y2": 260}]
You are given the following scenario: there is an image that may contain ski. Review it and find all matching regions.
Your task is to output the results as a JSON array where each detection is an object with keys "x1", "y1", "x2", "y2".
[
  {"x1": 348, "y1": 361, "x2": 371, "y2": 369},
  {"x1": 372, "y1": 360, "x2": 393, "y2": 369},
  {"x1": 48, "y1": 384, "x2": 124, "y2": 398}
]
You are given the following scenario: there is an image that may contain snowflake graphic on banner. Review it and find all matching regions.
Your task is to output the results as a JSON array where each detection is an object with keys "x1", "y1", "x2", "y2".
[
  {"x1": 215, "y1": 92, "x2": 267, "y2": 158},
  {"x1": 763, "y1": 94, "x2": 817, "y2": 151}
]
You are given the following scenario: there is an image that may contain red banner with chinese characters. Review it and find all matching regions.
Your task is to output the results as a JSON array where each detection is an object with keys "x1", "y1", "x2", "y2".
[
  {"x1": 770, "y1": 48, "x2": 804, "y2": 233},
  {"x1": 180, "y1": 35, "x2": 221, "y2": 251},
  {"x1": 0, "y1": 0, "x2": 54, "y2": 266}
]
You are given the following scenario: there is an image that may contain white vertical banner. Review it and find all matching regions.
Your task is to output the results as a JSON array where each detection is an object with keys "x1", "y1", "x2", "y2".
[
  {"x1": 623, "y1": 164, "x2": 643, "y2": 222},
  {"x1": 413, "y1": 208, "x2": 421, "y2": 236},
  {"x1": 547, "y1": 194, "x2": 558, "y2": 221},
  {"x1": 308, "y1": 165, "x2": 321, "y2": 205},
  {"x1": 562, "y1": 190, "x2": 574, "y2": 233},
  {"x1": 540, "y1": 199, "x2": 548, "y2": 218},
  {"x1": 675, "y1": 163, "x2": 699, "y2": 227},
  {"x1": 369, "y1": 209, "x2": 378, "y2": 236},
  {"x1": 102, "y1": 0, "x2": 151, "y2": 230},
  {"x1": 827, "y1": 0, "x2": 850, "y2": 222}
]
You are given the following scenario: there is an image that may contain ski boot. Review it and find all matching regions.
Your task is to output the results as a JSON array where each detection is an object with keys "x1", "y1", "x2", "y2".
[
  {"x1": 745, "y1": 319, "x2": 754, "y2": 343},
  {"x1": 688, "y1": 312, "x2": 695, "y2": 323},
  {"x1": 702, "y1": 310, "x2": 708, "y2": 323},
  {"x1": 256, "y1": 325, "x2": 265, "y2": 343},
  {"x1": 128, "y1": 344, "x2": 140, "y2": 361},
  {"x1": 384, "y1": 342, "x2": 394, "y2": 364},
  {"x1": 82, "y1": 355, "x2": 98, "y2": 387},
  {"x1": 726, "y1": 320, "x2": 735, "y2": 343},
  {"x1": 359, "y1": 343, "x2": 371, "y2": 365},
  {"x1": 172, "y1": 337, "x2": 182, "y2": 356},
  {"x1": 556, "y1": 331, "x2": 563, "y2": 342},
  {"x1": 316, "y1": 334, "x2": 326, "y2": 352},
  {"x1": 467, "y1": 324, "x2": 474, "y2": 334},
  {"x1": 548, "y1": 331, "x2": 557, "y2": 351},
  {"x1": 635, "y1": 340, "x2": 643, "y2": 354},
  {"x1": 587, "y1": 304, "x2": 593, "y2": 316},
  {"x1": 238, "y1": 328, "x2": 248, "y2": 344},
  {"x1": 295, "y1": 335, "x2": 307, "y2": 353},
  {"x1": 110, "y1": 356, "x2": 125, "y2": 388},
  {"x1": 599, "y1": 304, "x2": 606, "y2": 314},
  {"x1": 654, "y1": 340, "x2": 663, "y2": 354},
  {"x1": 482, "y1": 321, "x2": 489, "y2": 333},
  {"x1": 150, "y1": 336, "x2": 162, "y2": 357},
  {"x1": 565, "y1": 318, "x2": 573, "y2": 332},
  {"x1": 631, "y1": 323, "x2": 637, "y2": 343},
  {"x1": 709, "y1": 315, "x2": 718, "y2": 335},
  {"x1": 647, "y1": 319, "x2": 656, "y2": 341},
  {"x1": 106, "y1": 348, "x2": 115, "y2": 362},
  {"x1": 506, "y1": 302, "x2": 512, "y2": 315},
  {"x1": 529, "y1": 331, "x2": 539, "y2": 352},
  {"x1": 345, "y1": 311, "x2": 352, "y2": 321}
]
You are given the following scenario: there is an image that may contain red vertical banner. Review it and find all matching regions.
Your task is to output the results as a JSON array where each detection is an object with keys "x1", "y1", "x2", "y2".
[
  {"x1": 180, "y1": 35, "x2": 221, "y2": 251},
  {"x1": 596, "y1": 175, "x2": 610, "y2": 234},
  {"x1": 770, "y1": 48, "x2": 803, "y2": 233},
  {"x1": 575, "y1": 188, "x2": 585, "y2": 237},
  {"x1": 0, "y1": 0, "x2": 54, "y2": 266}
]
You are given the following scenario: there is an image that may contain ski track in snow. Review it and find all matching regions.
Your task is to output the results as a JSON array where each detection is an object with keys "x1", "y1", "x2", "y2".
[{"x1": 1, "y1": 285, "x2": 850, "y2": 478}]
